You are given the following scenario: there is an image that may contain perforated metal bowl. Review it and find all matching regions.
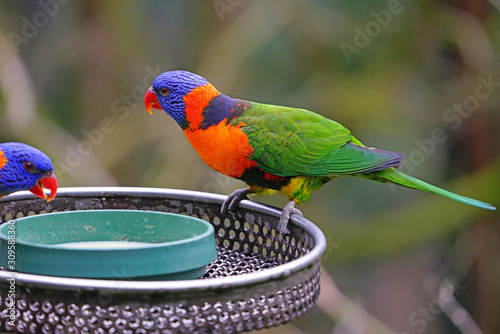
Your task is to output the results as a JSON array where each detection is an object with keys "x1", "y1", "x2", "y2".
[{"x1": 0, "y1": 187, "x2": 326, "y2": 333}]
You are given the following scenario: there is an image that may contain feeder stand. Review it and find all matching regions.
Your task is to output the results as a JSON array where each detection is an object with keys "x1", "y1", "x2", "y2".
[{"x1": 0, "y1": 187, "x2": 326, "y2": 333}]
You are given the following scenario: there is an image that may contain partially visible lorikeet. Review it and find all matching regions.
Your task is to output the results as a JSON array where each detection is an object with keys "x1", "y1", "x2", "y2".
[
  {"x1": 0, "y1": 142, "x2": 58, "y2": 201},
  {"x1": 145, "y1": 70, "x2": 495, "y2": 233}
]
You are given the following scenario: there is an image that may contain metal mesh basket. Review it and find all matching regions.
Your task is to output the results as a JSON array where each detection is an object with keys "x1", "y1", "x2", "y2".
[{"x1": 0, "y1": 187, "x2": 326, "y2": 333}]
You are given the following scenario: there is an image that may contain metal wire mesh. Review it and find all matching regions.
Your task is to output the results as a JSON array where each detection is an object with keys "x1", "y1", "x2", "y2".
[{"x1": 0, "y1": 187, "x2": 325, "y2": 333}]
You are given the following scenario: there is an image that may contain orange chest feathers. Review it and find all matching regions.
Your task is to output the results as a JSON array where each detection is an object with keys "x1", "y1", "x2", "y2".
[
  {"x1": 183, "y1": 123, "x2": 256, "y2": 178},
  {"x1": 182, "y1": 84, "x2": 256, "y2": 178}
]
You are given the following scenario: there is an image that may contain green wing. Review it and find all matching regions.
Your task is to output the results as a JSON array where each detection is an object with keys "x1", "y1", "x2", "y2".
[{"x1": 234, "y1": 102, "x2": 403, "y2": 177}]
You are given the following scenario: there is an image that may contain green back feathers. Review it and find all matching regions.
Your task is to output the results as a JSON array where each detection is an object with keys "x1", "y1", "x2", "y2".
[{"x1": 235, "y1": 102, "x2": 403, "y2": 177}]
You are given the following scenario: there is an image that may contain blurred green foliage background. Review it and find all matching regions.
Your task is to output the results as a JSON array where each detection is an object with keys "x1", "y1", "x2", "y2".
[{"x1": 0, "y1": 0, "x2": 499, "y2": 333}]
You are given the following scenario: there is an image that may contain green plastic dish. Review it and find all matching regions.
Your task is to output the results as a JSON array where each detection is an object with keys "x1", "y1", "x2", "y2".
[{"x1": 0, "y1": 210, "x2": 217, "y2": 280}]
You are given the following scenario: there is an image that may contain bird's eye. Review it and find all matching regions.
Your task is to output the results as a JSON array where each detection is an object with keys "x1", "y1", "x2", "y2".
[
  {"x1": 159, "y1": 87, "x2": 169, "y2": 97},
  {"x1": 24, "y1": 161, "x2": 34, "y2": 172}
]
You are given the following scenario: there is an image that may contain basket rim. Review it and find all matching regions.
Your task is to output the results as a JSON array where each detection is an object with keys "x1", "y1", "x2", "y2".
[{"x1": 0, "y1": 187, "x2": 326, "y2": 293}]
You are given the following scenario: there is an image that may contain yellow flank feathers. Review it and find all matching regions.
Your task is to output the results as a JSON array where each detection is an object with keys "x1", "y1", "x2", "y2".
[
  {"x1": 279, "y1": 175, "x2": 335, "y2": 204},
  {"x1": 248, "y1": 185, "x2": 277, "y2": 196}
]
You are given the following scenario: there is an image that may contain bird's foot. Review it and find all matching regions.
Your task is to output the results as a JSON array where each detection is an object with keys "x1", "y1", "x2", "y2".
[
  {"x1": 221, "y1": 188, "x2": 252, "y2": 214},
  {"x1": 278, "y1": 200, "x2": 303, "y2": 234}
]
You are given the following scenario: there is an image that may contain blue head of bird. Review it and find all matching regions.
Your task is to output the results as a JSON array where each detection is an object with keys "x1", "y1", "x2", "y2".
[
  {"x1": 0, "y1": 142, "x2": 58, "y2": 201},
  {"x1": 144, "y1": 70, "x2": 211, "y2": 127}
]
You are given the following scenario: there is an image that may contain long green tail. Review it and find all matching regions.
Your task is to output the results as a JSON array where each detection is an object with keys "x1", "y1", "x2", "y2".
[{"x1": 363, "y1": 168, "x2": 496, "y2": 210}]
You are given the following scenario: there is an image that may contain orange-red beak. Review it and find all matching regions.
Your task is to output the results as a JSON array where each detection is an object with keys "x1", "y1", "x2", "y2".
[
  {"x1": 144, "y1": 87, "x2": 162, "y2": 114},
  {"x1": 29, "y1": 172, "x2": 58, "y2": 202}
]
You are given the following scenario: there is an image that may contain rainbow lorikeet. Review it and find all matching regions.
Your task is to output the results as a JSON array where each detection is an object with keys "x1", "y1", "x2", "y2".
[
  {"x1": 0, "y1": 142, "x2": 58, "y2": 201},
  {"x1": 144, "y1": 71, "x2": 495, "y2": 233}
]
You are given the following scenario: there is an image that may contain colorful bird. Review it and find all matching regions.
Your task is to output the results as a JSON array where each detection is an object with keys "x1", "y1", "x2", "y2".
[
  {"x1": 0, "y1": 142, "x2": 58, "y2": 201},
  {"x1": 144, "y1": 70, "x2": 495, "y2": 233}
]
